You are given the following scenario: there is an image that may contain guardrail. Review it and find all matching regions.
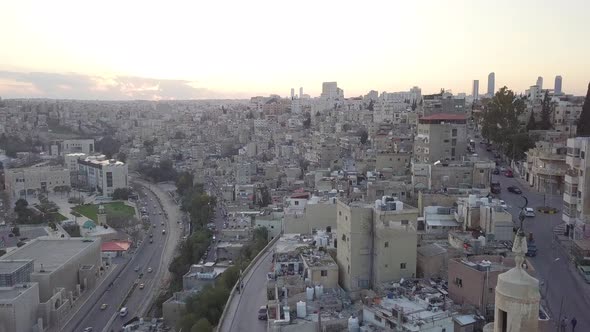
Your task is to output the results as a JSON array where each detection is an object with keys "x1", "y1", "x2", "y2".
[{"x1": 216, "y1": 233, "x2": 281, "y2": 332}]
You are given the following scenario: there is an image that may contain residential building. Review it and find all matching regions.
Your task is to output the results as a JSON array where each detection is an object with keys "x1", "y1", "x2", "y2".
[
  {"x1": 414, "y1": 113, "x2": 468, "y2": 163},
  {"x1": 480, "y1": 203, "x2": 514, "y2": 241},
  {"x1": 416, "y1": 243, "x2": 448, "y2": 279},
  {"x1": 422, "y1": 91, "x2": 466, "y2": 116},
  {"x1": 336, "y1": 197, "x2": 418, "y2": 292},
  {"x1": 418, "y1": 206, "x2": 461, "y2": 237},
  {"x1": 321, "y1": 82, "x2": 343, "y2": 100},
  {"x1": 536, "y1": 76, "x2": 543, "y2": 90},
  {"x1": 412, "y1": 160, "x2": 494, "y2": 191},
  {"x1": 77, "y1": 154, "x2": 128, "y2": 197},
  {"x1": 283, "y1": 195, "x2": 337, "y2": 235},
  {"x1": 563, "y1": 137, "x2": 590, "y2": 239},
  {"x1": 448, "y1": 255, "x2": 535, "y2": 318},
  {"x1": 4, "y1": 166, "x2": 70, "y2": 199},
  {"x1": 523, "y1": 141, "x2": 567, "y2": 194}
]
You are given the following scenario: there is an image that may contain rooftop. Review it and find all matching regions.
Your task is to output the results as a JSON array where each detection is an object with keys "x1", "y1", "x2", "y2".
[
  {"x1": 1, "y1": 238, "x2": 99, "y2": 273},
  {"x1": 0, "y1": 282, "x2": 37, "y2": 301},
  {"x1": 419, "y1": 113, "x2": 467, "y2": 121},
  {"x1": 0, "y1": 260, "x2": 33, "y2": 275}
]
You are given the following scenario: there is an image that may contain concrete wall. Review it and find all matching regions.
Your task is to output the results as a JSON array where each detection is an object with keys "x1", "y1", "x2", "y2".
[
  {"x1": 283, "y1": 203, "x2": 337, "y2": 235},
  {"x1": 0, "y1": 283, "x2": 39, "y2": 332},
  {"x1": 417, "y1": 252, "x2": 447, "y2": 279},
  {"x1": 306, "y1": 265, "x2": 339, "y2": 289}
]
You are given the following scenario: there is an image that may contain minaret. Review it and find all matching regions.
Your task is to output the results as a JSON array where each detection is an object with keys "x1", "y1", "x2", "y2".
[
  {"x1": 97, "y1": 204, "x2": 107, "y2": 226},
  {"x1": 484, "y1": 226, "x2": 541, "y2": 332}
]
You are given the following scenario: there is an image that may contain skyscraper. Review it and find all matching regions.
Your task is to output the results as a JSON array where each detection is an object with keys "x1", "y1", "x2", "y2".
[
  {"x1": 290, "y1": 88, "x2": 294, "y2": 99},
  {"x1": 536, "y1": 76, "x2": 543, "y2": 90},
  {"x1": 472, "y1": 80, "x2": 479, "y2": 100},
  {"x1": 554, "y1": 75, "x2": 562, "y2": 94},
  {"x1": 487, "y1": 72, "x2": 495, "y2": 96},
  {"x1": 299, "y1": 87, "x2": 303, "y2": 99}
]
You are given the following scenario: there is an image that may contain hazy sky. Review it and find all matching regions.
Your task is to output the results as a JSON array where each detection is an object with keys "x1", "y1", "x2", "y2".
[{"x1": 1, "y1": 0, "x2": 589, "y2": 100}]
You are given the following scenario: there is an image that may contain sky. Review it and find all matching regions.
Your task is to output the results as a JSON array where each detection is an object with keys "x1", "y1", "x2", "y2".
[{"x1": 1, "y1": 0, "x2": 589, "y2": 100}]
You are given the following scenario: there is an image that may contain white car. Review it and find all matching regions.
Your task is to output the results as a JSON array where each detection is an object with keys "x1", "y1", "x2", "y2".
[
  {"x1": 499, "y1": 200, "x2": 508, "y2": 209},
  {"x1": 524, "y1": 207, "x2": 536, "y2": 217}
]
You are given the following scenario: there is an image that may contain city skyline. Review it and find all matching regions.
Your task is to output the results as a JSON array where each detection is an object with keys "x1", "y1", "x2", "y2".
[{"x1": 1, "y1": 0, "x2": 590, "y2": 100}]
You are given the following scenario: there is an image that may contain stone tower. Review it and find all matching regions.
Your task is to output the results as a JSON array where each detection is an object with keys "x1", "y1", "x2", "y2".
[
  {"x1": 97, "y1": 204, "x2": 107, "y2": 226},
  {"x1": 484, "y1": 229, "x2": 540, "y2": 332}
]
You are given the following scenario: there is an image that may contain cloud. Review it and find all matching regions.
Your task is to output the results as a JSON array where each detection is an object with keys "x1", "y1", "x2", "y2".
[{"x1": 0, "y1": 71, "x2": 224, "y2": 100}]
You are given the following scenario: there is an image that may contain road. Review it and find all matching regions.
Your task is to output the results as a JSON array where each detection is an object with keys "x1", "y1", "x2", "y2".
[
  {"x1": 477, "y1": 143, "x2": 590, "y2": 330},
  {"x1": 62, "y1": 180, "x2": 182, "y2": 332},
  {"x1": 205, "y1": 176, "x2": 227, "y2": 263},
  {"x1": 221, "y1": 246, "x2": 274, "y2": 332}
]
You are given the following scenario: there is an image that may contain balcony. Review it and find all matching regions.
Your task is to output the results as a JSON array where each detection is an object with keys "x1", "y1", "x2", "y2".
[
  {"x1": 565, "y1": 173, "x2": 579, "y2": 185},
  {"x1": 563, "y1": 191, "x2": 578, "y2": 205},
  {"x1": 538, "y1": 151, "x2": 566, "y2": 161},
  {"x1": 566, "y1": 155, "x2": 581, "y2": 168},
  {"x1": 532, "y1": 165, "x2": 566, "y2": 176}
]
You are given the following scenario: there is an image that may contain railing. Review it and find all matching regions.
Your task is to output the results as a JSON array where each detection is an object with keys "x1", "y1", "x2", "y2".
[{"x1": 216, "y1": 233, "x2": 281, "y2": 332}]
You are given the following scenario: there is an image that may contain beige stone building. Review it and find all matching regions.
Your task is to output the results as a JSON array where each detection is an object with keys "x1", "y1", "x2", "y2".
[
  {"x1": 336, "y1": 198, "x2": 418, "y2": 292},
  {"x1": 283, "y1": 197, "x2": 337, "y2": 235},
  {"x1": 523, "y1": 141, "x2": 567, "y2": 194},
  {"x1": 4, "y1": 166, "x2": 71, "y2": 199},
  {"x1": 412, "y1": 160, "x2": 495, "y2": 191},
  {"x1": 413, "y1": 113, "x2": 468, "y2": 163}
]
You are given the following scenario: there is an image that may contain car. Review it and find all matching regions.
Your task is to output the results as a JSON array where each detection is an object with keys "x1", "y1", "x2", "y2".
[
  {"x1": 134, "y1": 266, "x2": 140, "y2": 272},
  {"x1": 152, "y1": 224, "x2": 156, "y2": 228},
  {"x1": 524, "y1": 207, "x2": 536, "y2": 218},
  {"x1": 147, "y1": 267, "x2": 153, "y2": 273},
  {"x1": 258, "y1": 306, "x2": 268, "y2": 320},
  {"x1": 149, "y1": 239, "x2": 153, "y2": 243},
  {"x1": 159, "y1": 212, "x2": 162, "y2": 215},
  {"x1": 499, "y1": 200, "x2": 508, "y2": 209},
  {"x1": 139, "y1": 283, "x2": 145, "y2": 289},
  {"x1": 577, "y1": 265, "x2": 590, "y2": 283},
  {"x1": 492, "y1": 168, "x2": 500, "y2": 175},
  {"x1": 161, "y1": 221, "x2": 164, "y2": 225},
  {"x1": 120, "y1": 307, "x2": 128, "y2": 317},
  {"x1": 505, "y1": 169, "x2": 514, "y2": 177},
  {"x1": 486, "y1": 147, "x2": 492, "y2": 152},
  {"x1": 507, "y1": 186, "x2": 522, "y2": 194},
  {"x1": 100, "y1": 303, "x2": 108, "y2": 310},
  {"x1": 84, "y1": 328, "x2": 93, "y2": 332}
]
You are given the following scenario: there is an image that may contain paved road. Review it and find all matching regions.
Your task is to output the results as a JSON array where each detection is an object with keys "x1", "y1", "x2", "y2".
[
  {"x1": 62, "y1": 181, "x2": 180, "y2": 332},
  {"x1": 477, "y1": 143, "x2": 590, "y2": 330},
  {"x1": 205, "y1": 176, "x2": 227, "y2": 263},
  {"x1": 221, "y1": 247, "x2": 274, "y2": 332}
]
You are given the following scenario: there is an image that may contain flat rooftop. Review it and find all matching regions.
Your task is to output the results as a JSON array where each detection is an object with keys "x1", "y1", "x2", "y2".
[
  {"x1": 1, "y1": 238, "x2": 98, "y2": 273},
  {"x1": 0, "y1": 282, "x2": 37, "y2": 301},
  {"x1": 0, "y1": 260, "x2": 33, "y2": 275}
]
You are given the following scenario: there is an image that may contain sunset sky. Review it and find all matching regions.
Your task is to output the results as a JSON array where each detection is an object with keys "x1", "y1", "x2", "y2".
[{"x1": 1, "y1": 0, "x2": 589, "y2": 99}]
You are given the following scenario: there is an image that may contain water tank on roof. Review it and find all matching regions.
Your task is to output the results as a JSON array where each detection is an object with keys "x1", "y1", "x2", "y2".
[
  {"x1": 297, "y1": 301, "x2": 307, "y2": 318},
  {"x1": 306, "y1": 287, "x2": 314, "y2": 301},
  {"x1": 396, "y1": 201, "x2": 403, "y2": 210},
  {"x1": 469, "y1": 194, "x2": 477, "y2": 206},
  {"x1": 348, "y1": 316, "x2": 360, "y2": 332},
  {"x1": 478, "y1": 235, "x2": 486, "y2": 247},
  {"x1": 375, "y1": 200, "x2": 382, "y2": 210},
  {"x1": 314, "y1": 285, "x2": 322, "y2": 298}
]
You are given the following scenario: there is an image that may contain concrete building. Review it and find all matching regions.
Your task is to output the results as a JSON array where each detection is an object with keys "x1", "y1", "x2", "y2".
[
  {"x1": 523, "y1": 141, "x2": 567, "y2": 194},
  {"x1": 448, "y1": 255, "x2": 534, "y2": 318},
  {"x1": 0, "y1": 238, "x2": 102, "y2": 302},
  {"x1": 64, "y1": 153, "x2": 86, "y2": 172},
  {"x1": 414, "y1": 113, "x2": 468, "y2": 163},
  {"x1": 336, "y1": 197, "x2": 418, "y2": 292},
  {"x1": 480, "y1": 204, "x2": 513, "y2": 242},
  {"x1": 422, "y1": 91, "x2": 466, "y2": 116},
  {"x1": 488, "y1": 72, "x2": 495, "y2": 97},
  {"x1": 320, "y1": 82, "x2": 343, "y2": 100},
  {"x1": 554, "y1": 75, "x2": 562, "y2": 94},
  {"x1": 0, "y1": 260, "x2": 34, "y2": 287},
  {"x1": 283, "y1": 196, "x2": 337, "y2": 235},
  {"x1": 536, "y1": 76, "x2": 543, "y2": 90},
  {"x1": 50, "y1": 139, "x2": 95, "y2": 156},
  {"x1": 77, "y1": 154, "x2": 128, "y2": 197},
  {"x1": 412, "y1": 160, "x2": 495, "y2": 191},
  {"x1": 419, "y1": 206, "x2": 461, "y2": 237},
  {"x1": 416, "y1": 243, "x2": 448, "y2": 279},
  {"x1": 563, "y1": 137, "x2": 590, "y2": 238},
  {"x1": 4, "y1": 166, "x2": 70, "y2": 199},
  {"x1": 472, "y1": 80, "x2": 479, "y2": 100},
  {"x1": 0, "y1": 282, "x2": 41, "y2": 332}
]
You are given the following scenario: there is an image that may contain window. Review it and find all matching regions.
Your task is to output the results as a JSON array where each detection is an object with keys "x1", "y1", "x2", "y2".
[
  {"x1": 400, "y1": 263, "x2": 407, "y2": 269},
  {"x1": 106, "y1": 172, "x2": 113, "y2": 187},
  {"x1": 384, "y1": 241, "x2": 389, "y2": 248},
  {"x1": 401, "y1": 220, "x2": 409, "y2": 225},
  {"x1": 375, "y1": 316, "x2": 382, "y2": 322},
  {"x1": 489, "y1": 287, "x2": 494, "y2": 293},
  {"x1": 348, "y1": 265, "x2": 350, "y2": 274},
  {"x1": 321, "y1": 270, "x2": 328, "y2": 277},
  {"x1": 294, "y1": 201, "x2": 299, "y2": 206},
  {"x1": 339, "y1": 211, "x2": 342, "y2": 216},
  {"x1": 455, "y1": 277, "x2": 463, "y2": 287},
  {"x1": 452, "y1": 128, "x2": 457, "y2": 136},
  {"x1": 342, "y1": 234, "x2": 346, "y2": 241}
]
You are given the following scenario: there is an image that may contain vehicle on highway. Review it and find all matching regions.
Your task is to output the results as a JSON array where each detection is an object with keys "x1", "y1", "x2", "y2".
[
  {"x1": 120, "y1": 307, "x2": 128, "y2": 317},
  {"x1": 150, "y1": 238, "x2": 153, "y2": 243},
  {"x1": 100, "y1": 303, "x2": 108, "y2": 310},
  {"x1": 159, "y1": 212, "x2": 162, "y2": 215},
  {"x1": 577, "y1": 265, "x2": 590, "y2": 283},
  {"x1": 139, "y1": 283, "x2": 145, "y2": 289},
  {"x1": 134, "y1": 266, "x2": 140, "y2": 272},
  {"x1": 147, "y1": 267, "x2": 153, "y2": 273},
  {"x1": 84, "y1": 328, "x2": 93, "y2": 332},
  {"x1": 524, "y1": 207, "x2": 536, "y2": 217},
  {"x1": 162, "y1": 229, "x2": 166, "y2": 234},
  {"x1": 258, "y1": 306, "x2": 268, "y2": 320},
  {"x1": 149, "y1": 233, "x2": 153, "y2": 238},
  {"x1": 161, "y1": 221, "x2": 164, "y2": 225},
  {"x1": 153, "y1": 224, "x2": 156, "y2": 228},
  {"x1": 507, "y1": 186, "x2": 522, "y2": 194}
]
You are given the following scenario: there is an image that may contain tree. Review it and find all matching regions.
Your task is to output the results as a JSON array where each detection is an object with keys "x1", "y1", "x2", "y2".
[
  {"x1": 112, "y1": 188, "x2": 131, "y2": 200},
  {"x1": 176, "y1": 172, "x2": 195, "y2": 196},
  {"x1": 481, "y1": 87, "x2": 526, "y2": 153},
  {"x1": 96, "y1": 137, "x2": 121, "y2": 159},
  {"x1": 117, "y1": 152, "x2": 127, "y2": 163},
  {"x1": 538, "y1": 90, "x2": 554, "y2": 130},
  {"x1": 302, "y1": 112, "x2": 311, "y2": 129},
  {"x1": 578, "y1": 82, "x2": 590, "y2": 136},
  {"x1": 358, "y1": 128, "x2": 369, "y2": 144},
  {"x1": 14, "y1": 199, "x2": 28, "y2": 214},
  {"x1": 192, "y1": 318, "x2": 213, "y2": 332},
  {"x1": 526, "y1": 111, "x2": 537, "y2": 131}
]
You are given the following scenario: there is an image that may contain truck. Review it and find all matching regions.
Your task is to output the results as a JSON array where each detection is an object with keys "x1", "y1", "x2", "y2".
[{"x1": 491, "y1": 182, "x2": 501, "y2": 194}]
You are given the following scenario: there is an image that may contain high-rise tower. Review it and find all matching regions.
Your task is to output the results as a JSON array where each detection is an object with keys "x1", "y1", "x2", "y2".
[
  {"x1": 487, "y1": 72, "x2": 495, "y2": 96},
  {"x1": 554, "y1": 75, "x2": 562, "y2": 94}
]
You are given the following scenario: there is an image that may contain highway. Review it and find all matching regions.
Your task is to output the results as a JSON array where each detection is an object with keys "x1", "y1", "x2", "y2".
[
  {"x1": 62, "y1": 181, "x2": 180, "y2": 332},
  {"x1": 477, "y1": 143, "x2": 590, "y2": 330}
]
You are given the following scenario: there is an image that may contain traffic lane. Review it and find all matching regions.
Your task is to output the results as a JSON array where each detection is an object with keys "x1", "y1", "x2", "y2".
[{"x1": 228, "y1": 251, "x2": 273, "y2": 332}]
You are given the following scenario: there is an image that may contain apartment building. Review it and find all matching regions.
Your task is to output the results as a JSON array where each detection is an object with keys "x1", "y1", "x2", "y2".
[
  {"x1": 336, "y1": 197, "x2": 418, "y2": 292},
  {"x1": 77, "y1": 154, "x2": 128, "y2": 197},
  {"x1": 413, "y1": 113, "x2": 468, "y2": 163},
  {"x1": 4, "y1": 166, "x2": 71, "y2": 199},
  {"x1": 0, "y1": 282, "x2": 41, "y2": 332},
  {"x1": 50, "y1": 139, "x2": 95, "y2": 156},
  {"x1": 563, "y1": 137, "x2": 590, "y2": 239},
  {"x1": 422, "y1": 92, "x2": 466, "y2": 116},
  {"x1": 412, "y1": 160, "x2": 494, "y2": 191},
  {"x1": 523, "y1": 141, "x2": 568, "y2": 194}
]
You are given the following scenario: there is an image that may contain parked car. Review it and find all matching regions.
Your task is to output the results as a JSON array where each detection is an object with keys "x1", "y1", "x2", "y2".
[
  {"x1": 492, "y1": 168, "x2": 500, "y2": 175},
  {"x1": 258, "y1": 306, "x2": 268, "y2": 320},
  {"x1": 524, "y1": 207, "x2": 536, "y2": 217},
  {"x1": 577, "y1": 265, "x2": 590, "y2": 283},
  {"x1": 84, "y1": 328, "x2": 93, "y2": 332},
  {"x1": 507, "y1": 186, "x2": 522, "y2": 194}
]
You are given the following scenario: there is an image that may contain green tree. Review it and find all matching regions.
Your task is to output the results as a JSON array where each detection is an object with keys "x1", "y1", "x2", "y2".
[
  {"x1": 526, "y1": 111, "x2": 537, "y2": 131},
  {"x1": 176, "y1": 172, "x2": 194, "y2": 196},
  {"x1": 358, "y1": 128, "x2": 369, "y2": 144},
  {"x1": 14, "y1": 199, "x2": 28, "y2": 214},
  {"x1": 112, "y1": 188, "x2": 131, "y2": 200},
  {"x1": 411, "y1": 99, "x2": 417, "y2": 111},
  {"x1": 538, "y1": 90, "x2": 554, "y2": 130},
  {"x1": 578, "y1": 82, "x2": 590, "y2": 136},
  {"x1": 302, "y1": 112, "x2": 311, "y2": 128},
  {"x1": 481, "y1": 86, "x2": 526, "y2": 152},
  {"x1": 191, "y1": 318, "x2": 213, "y2": 332},
  {"x1": 117, "y1": 152, "x2": 127, "y2": 162},
  {"x1": 96, "y1": 136, "x2": 121, "y2": 159}
]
